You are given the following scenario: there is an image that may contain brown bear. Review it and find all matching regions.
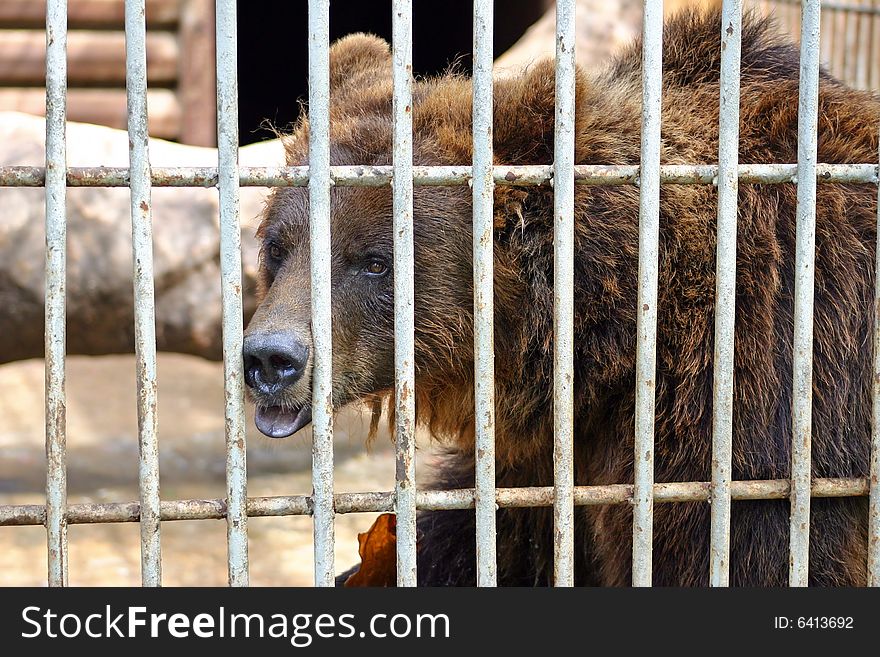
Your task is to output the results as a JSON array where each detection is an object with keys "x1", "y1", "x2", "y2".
[{"x1": 242, "y1": 8, "x2": 879, "y2": 586}]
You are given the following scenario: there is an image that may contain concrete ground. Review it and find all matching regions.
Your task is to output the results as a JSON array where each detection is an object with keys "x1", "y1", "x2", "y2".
[{"x1": 0, "y1": 354, "x2": 438, "y2": 586}]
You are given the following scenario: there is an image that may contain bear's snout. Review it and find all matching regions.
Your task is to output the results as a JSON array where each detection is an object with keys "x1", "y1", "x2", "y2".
[{"x1": 242, "y1": 331, "x2": 309, "y2": 396}]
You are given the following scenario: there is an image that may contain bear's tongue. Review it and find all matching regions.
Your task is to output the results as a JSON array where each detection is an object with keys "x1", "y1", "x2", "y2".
[{"x1": 255, "y1": 405, "x2": 312, "y2": 439}]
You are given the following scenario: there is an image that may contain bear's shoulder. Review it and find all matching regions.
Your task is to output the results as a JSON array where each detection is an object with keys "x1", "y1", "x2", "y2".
[{"x1": 608, "y1": 7, "x2": 803, "y2": 88}]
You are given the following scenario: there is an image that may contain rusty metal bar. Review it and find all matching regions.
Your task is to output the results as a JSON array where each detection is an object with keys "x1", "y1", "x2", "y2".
[
  {"x1": 308, "y1": 0, "x2": 335, "y2": 587},
  {"x1": 392, "y1": 0, "x2": 417, "y2": 588},
  {"x1": 124, "y1": 0, "x2": 161, "y2": 588},
  {"x1": 552, "y1": 0, "x2": 576, "y2": 588},
  {"x1": 216, "y1": 0, "x2": 248, "y2": 587},
  {"x1": 789, "y1": 0, "x2": 822, "y2": 588},
  {"x1": 2, "y1": 163, "x2": 877, "y2": 188},
  {"x1": 709, "y1": 0, "x2": 743, "y2": 588},
  {"x1": 870, "y1": 121, "x2": 880, "y2": 586},
  {"x1": 472, "y1": 0, "x2": 498, "y2": 588},
  {"x1": 632, "y1": 0, "x2": 664, "y2": 587},
  {"x1": 1, "y1": 478, "x2": 870, "y2": 527},
  {"x1": 44, "y1": 0, "x2": 69, "y2": 589}
]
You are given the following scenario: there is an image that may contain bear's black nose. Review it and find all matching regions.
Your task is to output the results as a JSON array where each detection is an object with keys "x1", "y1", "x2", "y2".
[{"x1": 242, "y1": 332, "x2": 309, "y2": 395}]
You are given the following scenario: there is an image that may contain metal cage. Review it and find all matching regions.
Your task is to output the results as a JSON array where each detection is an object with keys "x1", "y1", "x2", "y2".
[{"x1": 0, "y1": 0, "x2": 878, "y2": 588}]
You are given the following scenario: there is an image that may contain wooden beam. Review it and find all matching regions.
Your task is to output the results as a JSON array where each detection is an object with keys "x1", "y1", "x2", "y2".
[
  {"x1": 0, "y1": 0, "x2": 181, "y2": 29},
  {"x1": 0, "y1": 88, "x2": 181, "y2": 140},
  {"x1": 178, "y1": 0, "x2": 216, "y2": 146},
  {"x1": 0, "y1": 30, "x2": 179, "y2": 85}
]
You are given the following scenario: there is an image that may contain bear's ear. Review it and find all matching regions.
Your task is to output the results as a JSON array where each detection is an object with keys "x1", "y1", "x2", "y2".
[
  {"x1": 329, "y1": 33, "x2": 392, "y2": 94},
  {"x1": 491, "y1": 59, "x2": 588, "y2": 230},
  {"x1": 493, "y1": 58, "x2": 586, "y2": 165},
  {"x1": 493, "y1": 186, "x2": 529, "y2": 230},
  {"x1": 491, "y1": 61, "x2": 555, "y2": 230}
]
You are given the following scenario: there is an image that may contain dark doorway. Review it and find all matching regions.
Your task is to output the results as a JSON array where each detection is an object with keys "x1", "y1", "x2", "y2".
[{"x1": 236, "y1": 0, "x2": 547, "y2": 144}]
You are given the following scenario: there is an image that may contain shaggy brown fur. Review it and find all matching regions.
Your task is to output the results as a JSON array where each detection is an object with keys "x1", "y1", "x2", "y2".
[{"x1": 246, "y1": 8, "x2": 880, "y2": 586}]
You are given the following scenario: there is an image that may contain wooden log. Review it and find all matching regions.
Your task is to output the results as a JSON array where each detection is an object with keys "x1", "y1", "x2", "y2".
[
  {"x1": 0, "y1": 0, "x2": 181, "y2": 29},
  {"x1": 0, "y1": 112, "x2": 277, "y2": 365},
  {"x1": 0, "y1": 30, "x2": 179, "y2": 85},
  {"x1": 178, "y1": 0, "x2": 216, "y2": 146},
  {"x1": 0, "y1": 88, "x2": 181, "y2": 140}
]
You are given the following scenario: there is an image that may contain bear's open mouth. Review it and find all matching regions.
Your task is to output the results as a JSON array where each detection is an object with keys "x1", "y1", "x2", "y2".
[{"x1": 254, "y1": 405, "x2": 312, "y2": 439}]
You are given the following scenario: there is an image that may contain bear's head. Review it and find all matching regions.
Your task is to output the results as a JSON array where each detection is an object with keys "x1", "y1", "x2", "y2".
[{"x1": 243, "y1": 33, "x2": 584, "y2": 440}]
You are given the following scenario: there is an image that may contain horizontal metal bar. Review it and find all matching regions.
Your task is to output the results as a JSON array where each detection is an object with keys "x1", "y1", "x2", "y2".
[
  {"x1": 1, "y1": 478, "x2": 868, "y2": 527},
  {"x1": 1, "y1": 163, "x2": 877, "y2": 188}
]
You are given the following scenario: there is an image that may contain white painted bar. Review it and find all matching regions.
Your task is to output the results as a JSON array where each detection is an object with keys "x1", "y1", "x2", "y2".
[
  {"x1": 632, "y1": 0, "x2": 664, "y2": 587},
  {"x1": 0, "y1": 477, "x2": 870, "y2": 527},
  {"x1": 392, "y1": 0, "x2": 417, "y2": 587},
  {"x1": 44, "y1": 0, "x2": 69, "y2": 588},
  {"x1": 308, "y1": 0, "x2": 335, "y2": 587},
  {"x1": 868, "y1": 110, "x2": 880, "y2": 587},
  {"x1": 472, "y1": 0, "x2": 498, "y2": 588},
  {"x1": 709, "y1": 0, "x2": 743, "y2": 588},
  {"x1": 216, "y1": 0, "x2": 249, "y2": 586},
  {"x1": 124, "y1": 0, "x2": 161, "y2": 587},
  {"x1": 553, "y1": 0, "x2": 577, "y2": 588},
  {"x1": 789, "y1": 0, "x2": 822, "y2": 588},
  {"x1": 2, "y1": 163, "x2": 876, "y2": 189}
]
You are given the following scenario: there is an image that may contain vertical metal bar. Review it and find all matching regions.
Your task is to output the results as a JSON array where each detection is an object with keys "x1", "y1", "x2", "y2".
[
  {"x1": 216, "y1": 0, "x2": 248, "y2": 586},
  {"x1": 308, "y1": 0, "x2": 335, "y2": 587},
  {"x1": 124, "y1": 0, "x2": 161, "y2": 587},
  {"x1": 789, "y1": 0, "x2": 821, "y2": 588},
  {"x1": 869, "y1": 122, "x2": 880, "y2": 587},
  {"x1": 553, "y1": 0, "x2": 576, "y2": 588},
  {"x1": 44, "y1": 0, "x2": 68, "y2": 588},
  {"x1": 392, "y1": 0, "x2": 417, "y2": 588},
  {"x1": 473, "y1": 0, "x2": 497, "y2": 588},
  {"x1": 632, "y1": 0, "x2": 663, "y2": 588},
  {"x1": 709, "y1": 0, "x2": 743, "y2": 588}
]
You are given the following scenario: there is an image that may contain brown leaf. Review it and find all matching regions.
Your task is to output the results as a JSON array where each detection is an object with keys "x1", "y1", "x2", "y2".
[{"x1": 344, "y1": 513, "x2": 398, "y2": 587}]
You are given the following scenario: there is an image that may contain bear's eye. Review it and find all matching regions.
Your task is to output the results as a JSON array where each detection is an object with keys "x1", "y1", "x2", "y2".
[
  {"x1": 363, "y1": 259, "x2": 389, "y2": 277},
  {"x1": 266, "y1": 243, "x2": 284, "y2": 261}
]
